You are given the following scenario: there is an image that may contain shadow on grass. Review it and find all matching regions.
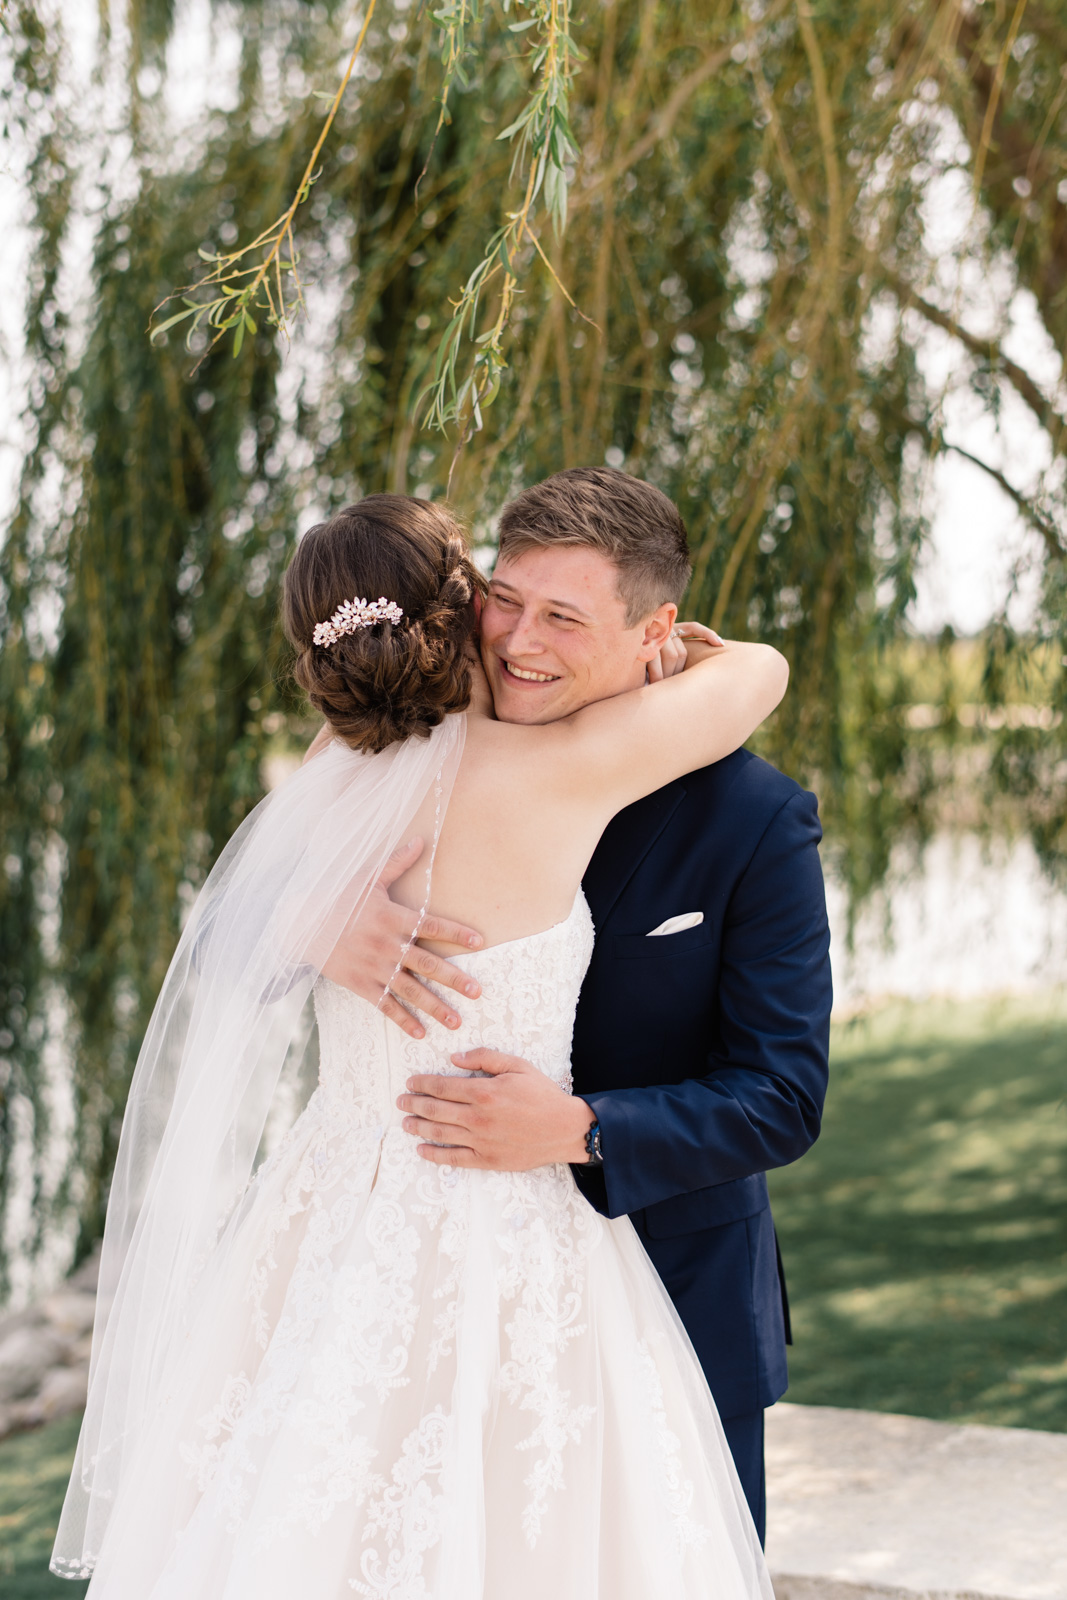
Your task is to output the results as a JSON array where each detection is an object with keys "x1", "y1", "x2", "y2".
[
  {"x1": 0, "y1": 1411, "x2": 88, "y2": 1599},
  {"x1": 770, "y1": 996, "x2": 1067, "y2": 1431}
]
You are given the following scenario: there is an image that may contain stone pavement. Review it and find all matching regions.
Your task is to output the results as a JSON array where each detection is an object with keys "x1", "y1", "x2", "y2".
[{"x1": 766, "y1": 1402, "x2": 1067, "y2": 1600}]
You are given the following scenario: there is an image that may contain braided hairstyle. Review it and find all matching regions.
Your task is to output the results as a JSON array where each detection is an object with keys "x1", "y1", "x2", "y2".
[{"x1": 283, "y1": 495, "x2": 486, "y2": 754}]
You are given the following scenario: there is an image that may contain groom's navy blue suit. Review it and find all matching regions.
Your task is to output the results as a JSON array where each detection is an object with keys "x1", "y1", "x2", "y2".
[{"x1": 570, "y1": 747, "x2": 832, "y2": 1543}]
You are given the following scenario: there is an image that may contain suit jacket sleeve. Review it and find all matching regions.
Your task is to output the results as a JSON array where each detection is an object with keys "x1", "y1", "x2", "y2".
[{"x1": 582, "y1": 789, "x2": 832, "y2": 1219}]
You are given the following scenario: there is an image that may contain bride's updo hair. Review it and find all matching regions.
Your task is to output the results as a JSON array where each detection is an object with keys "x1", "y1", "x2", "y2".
[{"x1": 283, "y1": 494, "x2": 486, "y2": 754}]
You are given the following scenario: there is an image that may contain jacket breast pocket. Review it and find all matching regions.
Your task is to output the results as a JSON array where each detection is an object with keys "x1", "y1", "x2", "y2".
[{"x1": 613, "y1": 925, "x2": 713, "y2": 959}]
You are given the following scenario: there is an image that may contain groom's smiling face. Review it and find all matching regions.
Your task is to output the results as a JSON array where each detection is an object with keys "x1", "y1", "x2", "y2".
[{"x1": 480, "y1": 544, "x2": 675, "y2": 724}]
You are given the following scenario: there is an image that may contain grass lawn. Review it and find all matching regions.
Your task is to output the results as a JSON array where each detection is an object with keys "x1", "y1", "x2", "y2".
[
  {"x1": 2, "y1": 996, "x2": 1064, "y2": 1596},
  {"x1": 0, "y1": 1411, "x2": 87, "y2": 1599},
  {"x1": 770, "y1": 994, "x2": 1067, "y2": 1431}
]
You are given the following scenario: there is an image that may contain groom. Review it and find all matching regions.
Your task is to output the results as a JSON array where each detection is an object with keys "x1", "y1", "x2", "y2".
[{"x1": 326, "y1": 467, "x2": 832, "y2": 1544}]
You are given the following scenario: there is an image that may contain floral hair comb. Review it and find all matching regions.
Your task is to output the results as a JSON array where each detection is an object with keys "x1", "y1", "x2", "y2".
[{"x1": 313, "y1": 596, "x2": 405, "y2": 647}]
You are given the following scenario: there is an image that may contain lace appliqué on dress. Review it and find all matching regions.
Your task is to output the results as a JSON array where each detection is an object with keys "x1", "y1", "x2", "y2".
[
  {"x1": 636, "y1": 1338, "x2": 711, "y2": 1559},
  {"x1": 488, "y1": 1163, "x2": 601, "y2": 1545},
  {"x1": 352, "y1": 1407, "x2": 452, "y2": 1598}
]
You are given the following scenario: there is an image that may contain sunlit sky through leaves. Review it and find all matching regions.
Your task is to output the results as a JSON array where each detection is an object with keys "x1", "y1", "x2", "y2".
[{"x1": 0, "y1": 0, "x2": 1055, "y2": 640}]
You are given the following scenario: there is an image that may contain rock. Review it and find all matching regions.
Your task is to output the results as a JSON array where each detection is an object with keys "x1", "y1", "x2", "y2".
[
  {"x1": 41, "y1": 1290, "x2": 97, "y2": 1338},
  {"x1": 772, "y1": 1582, "x2": 961, "y2": 1600},
  {"x1": 0, "y1": 1304, "x2": 46, "y2": 1344},
  {"x1": 0, "y1": 1253, "x2": 100, "y2": 1436},
  {"x1": 0, "y1": 1324, "x2": 67, "y2": 1403},
  {"x1": 71, "y1": 1332, "x2": 94, "y2": 1363},
  {"x1": 15, "y1": 1363, "x2": 88, "y2": 1427},
  {"x1": 67, "y1": 1248, "x2": 101, "y2": 1294}
]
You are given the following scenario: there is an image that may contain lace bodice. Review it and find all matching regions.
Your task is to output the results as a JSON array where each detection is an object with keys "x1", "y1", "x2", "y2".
[{"x1": 312, "y1": 892, "x2": 596, "y2": 1128}]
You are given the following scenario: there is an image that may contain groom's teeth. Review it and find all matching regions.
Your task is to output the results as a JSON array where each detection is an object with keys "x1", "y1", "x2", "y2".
[{"x1": 505, "y1": 661, "x2": 558, "y2": 683}]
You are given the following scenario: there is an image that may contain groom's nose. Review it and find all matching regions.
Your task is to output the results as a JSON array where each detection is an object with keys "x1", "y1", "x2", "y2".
[{"x1": 504, "y1": 609, "x2": 545, "y2": 656}]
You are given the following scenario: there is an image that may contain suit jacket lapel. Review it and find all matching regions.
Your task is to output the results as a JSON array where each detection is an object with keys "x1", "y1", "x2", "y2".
[{"x1": 582, "y1": 783, "x2": 686, "y2": 929}]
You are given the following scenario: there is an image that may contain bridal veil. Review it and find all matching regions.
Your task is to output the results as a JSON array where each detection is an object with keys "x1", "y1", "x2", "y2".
[{"x1": 52, "y1": 715, "x2": 465, "y2": 1574}]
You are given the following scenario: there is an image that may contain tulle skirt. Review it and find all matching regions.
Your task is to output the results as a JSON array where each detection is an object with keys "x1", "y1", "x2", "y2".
[{"x1": 79, "y1": 1092, "x2": 771, "y2": 1599}]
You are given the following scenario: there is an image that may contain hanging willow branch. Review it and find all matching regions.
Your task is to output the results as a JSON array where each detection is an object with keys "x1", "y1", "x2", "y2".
[
  {"x1": 151, "y1": 0, "x2": 587, "y2": 448},
  {"x1": 148, "y1": 1, "x2": 380, "y2": 360},
  {"x1": 418, "y1": 0, "x2": 585, "y2": 453}
]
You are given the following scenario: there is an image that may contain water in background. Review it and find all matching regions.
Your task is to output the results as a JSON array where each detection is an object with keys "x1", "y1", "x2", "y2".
[{"x1": 827, "y1": 832, "x2": 1067, "y2": 1013}]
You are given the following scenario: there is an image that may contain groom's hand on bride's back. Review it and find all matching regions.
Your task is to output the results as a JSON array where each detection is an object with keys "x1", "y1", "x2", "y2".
[
  {"x1": 320, "y1": 837, "x2": 485, "y2": 1039},
  {"x1": 397, "y1": 1048, "x2": 596, "y2": 1169}
]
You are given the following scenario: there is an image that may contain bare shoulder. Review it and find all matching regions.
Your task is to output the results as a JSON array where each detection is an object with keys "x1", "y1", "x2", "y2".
[
  {"x1": 452, "y1": 715, "x2": 598, "y2": 832},
  {"x1": 459, "y1": 712, "x2": 562, "y2": 785}
]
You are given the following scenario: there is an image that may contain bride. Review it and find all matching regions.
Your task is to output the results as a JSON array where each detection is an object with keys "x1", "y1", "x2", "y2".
[{"x1": 53, "y1": 493, "x2": 787, "y2": 1598}]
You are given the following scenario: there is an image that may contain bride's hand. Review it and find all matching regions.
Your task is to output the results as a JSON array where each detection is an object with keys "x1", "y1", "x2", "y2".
[{"x1": 647, "y1": 621, "x2": 724, "y2": 682}]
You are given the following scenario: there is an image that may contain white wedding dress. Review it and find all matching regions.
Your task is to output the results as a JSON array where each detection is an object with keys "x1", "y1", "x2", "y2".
[{"x1": 78, "y1": 891, "x2": 771, "y2": 1600}]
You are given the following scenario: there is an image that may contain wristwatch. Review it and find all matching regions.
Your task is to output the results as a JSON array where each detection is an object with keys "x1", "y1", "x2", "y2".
[{"x1": 584, "y1": 1118, "x2": 603, "y2": 1166}]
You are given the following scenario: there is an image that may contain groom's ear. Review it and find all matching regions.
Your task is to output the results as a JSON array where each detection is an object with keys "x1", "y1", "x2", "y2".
[{"x1": 635, "y1": 602, "x2": 678, "y2": 662}]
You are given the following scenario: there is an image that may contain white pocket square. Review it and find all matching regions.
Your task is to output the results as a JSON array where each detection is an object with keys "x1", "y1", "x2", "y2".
[{"x1": 646, "y1": 912, "x2": 704, "y2": 937}]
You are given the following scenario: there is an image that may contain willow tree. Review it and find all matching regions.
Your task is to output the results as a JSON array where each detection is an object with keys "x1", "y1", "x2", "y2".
[{"x1": 2, "y1": 0, "x2": 1066, "y2": 1291}]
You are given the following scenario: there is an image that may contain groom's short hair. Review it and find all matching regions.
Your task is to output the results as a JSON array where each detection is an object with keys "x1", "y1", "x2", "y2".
[{"x1": 497, "y1": 467, "x2": 692, "y2": 626}]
